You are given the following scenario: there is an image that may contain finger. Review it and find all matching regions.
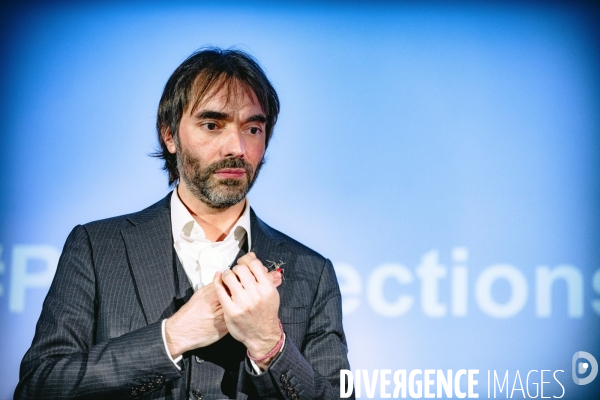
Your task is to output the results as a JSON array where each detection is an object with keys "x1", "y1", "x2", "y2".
[
  {"x1": 269, "y1": 270, "x2": 282, "y2": 287},
  {"x1": 246, "y1": 258, "x2": 271, "y2": 285},
  {"x1": 236, "y1": 252, "x2": 258, "y2": 267},
  {"x1": 232, "y1": 264, "x2": 259, "y2": 290},
  {"x1": 220, "y1": 269, "x2": 247, "y2": 301},
  {"x1": 236, "y1": 252, "x2": 269, "y2": 283},
  {"x1": 230, "y1": 265, "x2": 260, "y2": 299},
  {"x1": 205, "y1": 278, "x2": 231, "y2": 297},
  {"x1": 213, "y1": 272, "x2": 235, "y2": 309}
]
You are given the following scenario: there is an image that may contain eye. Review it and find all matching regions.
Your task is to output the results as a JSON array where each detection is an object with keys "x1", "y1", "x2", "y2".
[
  {"x1": 249, "y1": 127, "x2": 262, "y2": 135},
  {"x1": 204, "y1": 122, "x2": 218, "y2": 131}
]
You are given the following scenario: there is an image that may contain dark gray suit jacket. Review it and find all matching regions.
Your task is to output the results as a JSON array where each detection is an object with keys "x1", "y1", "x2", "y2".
[{"x1": 15, "y1": 194, "x2": 352, "y2": 399}]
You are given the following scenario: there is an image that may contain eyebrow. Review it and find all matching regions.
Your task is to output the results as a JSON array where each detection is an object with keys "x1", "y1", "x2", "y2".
[
  {"x1": 246, "y1": 114, "x2": 267, "y2": 124},
  {"x1": 194, "y1": 110, "x2": 267, "y2": 125},
  {"x1": 195, "y1": 110, "x2": 229, "y2": 120}
]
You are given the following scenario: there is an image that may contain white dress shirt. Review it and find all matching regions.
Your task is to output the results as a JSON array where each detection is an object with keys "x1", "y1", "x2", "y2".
[{"x1": 170, "y1": 187, "x2": 251, "y2": 290}]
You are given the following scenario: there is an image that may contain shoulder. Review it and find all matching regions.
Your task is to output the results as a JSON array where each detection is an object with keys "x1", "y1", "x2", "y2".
[
  {"x1": 59, "y1": 194, "x2": 172, "y2": 269},
  {"x1": 80, "y1": 193, "x2": 171, "y2": 233},
  {"x1": 63, "y1": 194, "x2": 172, "y2": 248}
]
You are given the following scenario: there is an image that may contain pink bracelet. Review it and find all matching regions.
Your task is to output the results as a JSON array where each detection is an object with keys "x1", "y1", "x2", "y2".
[{"x1": 247, "y1": 320, "x2": 285, "y2": 363}]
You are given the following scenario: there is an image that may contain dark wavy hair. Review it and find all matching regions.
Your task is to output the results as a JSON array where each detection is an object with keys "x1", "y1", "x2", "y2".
[{"x1": 153, "y1": 47, "x2": 280, "y2": 185}]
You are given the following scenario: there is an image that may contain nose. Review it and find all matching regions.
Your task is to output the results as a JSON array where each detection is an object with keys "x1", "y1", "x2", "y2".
[{"x1": 220, "y1": 126, "x2": 245, "y2": 158}]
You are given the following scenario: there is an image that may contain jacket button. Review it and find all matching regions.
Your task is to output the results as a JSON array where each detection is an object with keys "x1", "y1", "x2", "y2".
[
  {"x1": 195, "y1": 355, "x2": 204, "y2": 364},
  {"x1": 131, "y1": 389, "x2": 139, "y2": 397},
  {"x1": 280, "y1": 373, "x2": 288, "y2": 383},
  {"x1": 138, "y1": 385, "x2": 147, "y2": 393},
  {"x1": 287, "y1": 388, "x2": 294, "y2": 396},
  {"x1": 154, "y1": 375, "x2": 164, "y2": 385},
  {"x1": 192, "y1": 389, "x2": 203, "y2": 400},
  {"x1": 146, "y1": 380, "x2": 155, "y2": 389},
  {"x1": 291, "y1": 394, "x2": 300, "y2": 400},
  {"x1": 283, "y1": 382, "x2": 291, "y2": 390}
]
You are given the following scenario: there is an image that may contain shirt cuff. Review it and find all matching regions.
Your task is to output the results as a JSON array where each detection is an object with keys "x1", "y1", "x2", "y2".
[
  {"x1": 161, "y1": 319, "x2": 183, "y2": 370},
  {"x1": 249, "y1": 333, "x2": 286, "y2": 375}
]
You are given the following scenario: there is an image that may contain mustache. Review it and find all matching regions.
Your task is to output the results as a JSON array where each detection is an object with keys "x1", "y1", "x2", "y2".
[{"x1": 205, "y1": 157, "x2": 254, "y2": 175}]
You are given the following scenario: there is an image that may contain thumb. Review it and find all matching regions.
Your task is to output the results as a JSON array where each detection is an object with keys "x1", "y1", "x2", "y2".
[{"x1": 269, "y1": 269, "x2": 283, "y2": 288}]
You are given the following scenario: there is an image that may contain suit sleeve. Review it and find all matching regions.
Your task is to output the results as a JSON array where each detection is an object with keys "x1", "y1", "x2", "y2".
[
  {"x1": 246, "y1": 258, "x2": 354, "y2": 399},
  {"x1": 14, "y1": 225, "x2": 182, "y2": 400}
]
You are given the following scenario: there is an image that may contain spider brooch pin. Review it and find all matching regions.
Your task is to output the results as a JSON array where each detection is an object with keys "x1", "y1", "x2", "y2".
[{"x1": 266, "y1": 259, "x2": 285, "y2": 278}]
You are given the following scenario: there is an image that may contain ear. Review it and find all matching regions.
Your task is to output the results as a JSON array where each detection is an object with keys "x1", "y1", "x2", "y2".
[{"x1": 162, "y1": 127, "x2": 177, "y2": 154}]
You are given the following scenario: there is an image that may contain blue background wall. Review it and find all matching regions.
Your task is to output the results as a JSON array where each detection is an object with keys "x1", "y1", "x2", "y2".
[{"x1": 1, "y1": 1, "x2": 599, "y2": 398}]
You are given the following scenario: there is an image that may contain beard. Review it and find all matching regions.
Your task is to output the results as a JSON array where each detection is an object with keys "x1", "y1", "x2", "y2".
[{"x1": 176, "y1": 146, "x2": 264, "y2": 209}]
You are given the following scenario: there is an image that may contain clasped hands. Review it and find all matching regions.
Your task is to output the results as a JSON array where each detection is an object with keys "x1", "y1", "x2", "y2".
[{"x1": 165, "y1": 252, "x2": 283, "y2": 369}]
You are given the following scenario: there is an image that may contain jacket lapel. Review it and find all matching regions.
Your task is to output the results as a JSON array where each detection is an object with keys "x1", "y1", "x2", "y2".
[
  {"x1": 248, "y1": 208, "x2": 299, "y2": 306},
  {"x1": 121, "y1": 194, "x2": 177, "y2": 325}
]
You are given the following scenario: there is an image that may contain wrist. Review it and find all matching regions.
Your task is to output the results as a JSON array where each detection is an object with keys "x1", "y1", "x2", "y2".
[
  {"x1": 246, "y1": 320, "x2": 284, "y2": 367},
  {"x1": 246, "y1": 331, "x2": 280, "y2": 357},
  {"x1": 165, "y1": 317, "x2": 186, "y2": 359}
]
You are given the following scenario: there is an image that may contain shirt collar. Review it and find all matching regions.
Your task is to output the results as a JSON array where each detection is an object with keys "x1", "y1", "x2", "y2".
[{"x1": 170, "y1": 187, "x2": 251, "y2": 249}]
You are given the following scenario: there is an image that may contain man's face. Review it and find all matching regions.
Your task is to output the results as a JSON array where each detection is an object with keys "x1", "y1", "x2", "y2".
[{"x1": 165, "y1": 80, "x2": 267, "y2": 209}]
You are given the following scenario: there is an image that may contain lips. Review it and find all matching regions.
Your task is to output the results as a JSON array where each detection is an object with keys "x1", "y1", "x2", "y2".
[{"x1": 214, "y1": 168, "x2": 246, "y2": 178}]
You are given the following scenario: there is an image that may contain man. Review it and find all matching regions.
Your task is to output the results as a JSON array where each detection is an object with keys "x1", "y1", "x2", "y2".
[{"x1": 15, "y1": 48, "x2": 352, "y2": 399}]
